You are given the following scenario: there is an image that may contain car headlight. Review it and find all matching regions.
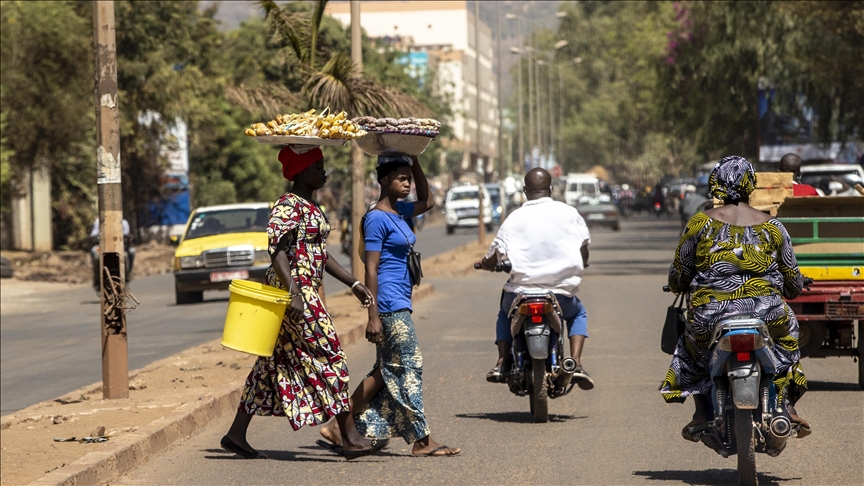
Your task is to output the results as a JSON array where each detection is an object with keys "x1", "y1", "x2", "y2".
[{"x1": 179, "y1": 255, "x2": 204, "y2": 269}]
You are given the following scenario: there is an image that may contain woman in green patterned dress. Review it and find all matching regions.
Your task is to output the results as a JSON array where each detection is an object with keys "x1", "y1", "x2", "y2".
[{"x1": 660, "y1": 155, "x2": 811, "y2": 441}]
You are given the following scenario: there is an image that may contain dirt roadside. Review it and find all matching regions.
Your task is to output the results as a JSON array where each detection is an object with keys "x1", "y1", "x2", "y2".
[{"x1": 0, "y1": 239, "x2": 489, "y2": 486}]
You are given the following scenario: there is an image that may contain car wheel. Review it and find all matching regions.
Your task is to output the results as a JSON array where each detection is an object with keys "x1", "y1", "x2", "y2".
[
  {"x1": 446, "y1": 225, "x2": 455, "y2": 235},
  {"x1": 0, "y1": 256, "x2": 13, "y2": 279},
  {"x1": 485, "y1": 223, "x2": 493, "y2": 231},
  {"x1": 612, "y1": 222, "x2": 621, "y2": 231},
  {"x1": 175, "y1": 284, "x2": 203, "y2": 305}
]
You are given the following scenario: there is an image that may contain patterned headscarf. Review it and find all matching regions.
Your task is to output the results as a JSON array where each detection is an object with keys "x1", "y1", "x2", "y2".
[{"x1": 709, "y1": 155, "x2": 757, "y2": 202}]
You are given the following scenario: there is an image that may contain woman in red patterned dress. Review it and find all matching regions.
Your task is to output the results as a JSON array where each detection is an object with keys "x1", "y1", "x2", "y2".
[{"x1": 220, "y1": 145, "x2": 388, "y2": 460}]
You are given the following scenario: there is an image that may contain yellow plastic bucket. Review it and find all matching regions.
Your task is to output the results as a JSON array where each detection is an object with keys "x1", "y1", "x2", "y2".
[{"x1": 222, "y1": 279, "x2": 291, "y2": 357}]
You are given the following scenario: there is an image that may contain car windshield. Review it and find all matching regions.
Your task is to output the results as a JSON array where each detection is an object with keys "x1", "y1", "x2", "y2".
[
  {"x1": 449, "y1": 190, "x2": 478, "y2": 201},
  {"x1": 582, "y1": 184, "x2": 598, "y2": 196},
  {"x1": 184, "y1": 207, "x2": 270, "y2": 240}
]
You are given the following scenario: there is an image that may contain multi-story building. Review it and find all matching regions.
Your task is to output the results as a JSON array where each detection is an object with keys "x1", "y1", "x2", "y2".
[{"x1": 326, "y1": 1, "x2": 499, "y2": 174}]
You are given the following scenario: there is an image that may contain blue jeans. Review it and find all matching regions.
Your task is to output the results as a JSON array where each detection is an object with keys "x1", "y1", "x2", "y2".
[{"x1": 495, "y1": 291, "x2": 589, "y2": 343}]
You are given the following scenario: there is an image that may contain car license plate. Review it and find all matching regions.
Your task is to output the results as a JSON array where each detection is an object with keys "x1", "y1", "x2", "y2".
[
  {"x1": 210, "y1": 270, "x2": 248, "y2": 282},
  {"x1": 587, "y1": 213, "x2": 605, "y2": 220}
]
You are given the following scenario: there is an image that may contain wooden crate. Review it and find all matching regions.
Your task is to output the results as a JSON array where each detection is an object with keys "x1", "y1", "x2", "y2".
[{"x1": 713, "y1": 172, "x2": 793, "y2": 213}]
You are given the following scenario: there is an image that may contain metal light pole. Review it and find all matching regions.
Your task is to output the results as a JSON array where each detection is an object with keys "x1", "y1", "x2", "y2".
[
  {"x1": 93, "y1": 0, "x2": 128, "y2": 399},
  {"x1": 475, "y1": 0, "x2": 485, "y2": 244},
  {"x1": 548, "y1": 61, "x2": 554, "y2": 162},
  {"x1": 350, "y1": 0, "x2": 364, "y2": 280},
  {"x1": 514, "y1": 48, "x2": 524, "y2": 173},
  {"x1": 496, "y1": 2, "x2": 504, "y2": 180},
  {"x1": 505, "y1": 11, "x2": 567, "y2": 168},
  {"x1": 526, "y1": 45, "x2": 534, "y2": 167}
]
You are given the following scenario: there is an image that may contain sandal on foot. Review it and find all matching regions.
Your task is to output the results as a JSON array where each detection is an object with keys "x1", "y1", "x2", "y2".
[
  {"x1": 220, "y1": 436, "x2": 267, "y2": 459},
  {"x1": 413, "y1": 445, "x2": 461, "y2": 457},
  {"x1": 572, "y1": 368, "x2": 595, "y2": 390},
  {"x1": 681, "y1": 417, "x2": 710, "y2": 442},
  {"x1": 486, "y1": 366, "x2": 505, "y2": 383},
  {"x1": 342, "y1": 437, "x2": 389, "y2": 461}
]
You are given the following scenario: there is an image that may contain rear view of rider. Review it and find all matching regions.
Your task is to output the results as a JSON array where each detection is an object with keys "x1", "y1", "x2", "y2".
[
  {"x1": 660, "y1": 156, "x2": 810, "y2": 441},
  {"x1": 478, "y1": 168, "x2": 594, "y2": 389}
]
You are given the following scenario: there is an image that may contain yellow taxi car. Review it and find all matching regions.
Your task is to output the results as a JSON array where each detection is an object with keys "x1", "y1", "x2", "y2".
[{"x1": 172, "y1": 202, "x2": 272, "y2": 304}]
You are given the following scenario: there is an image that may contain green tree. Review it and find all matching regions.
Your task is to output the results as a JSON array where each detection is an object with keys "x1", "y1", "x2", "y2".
[{"x1": 1, "y1": 0, "x2": 96, "y2": 248}]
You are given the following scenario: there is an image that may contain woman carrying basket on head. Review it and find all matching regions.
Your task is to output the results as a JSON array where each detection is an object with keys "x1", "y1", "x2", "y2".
[
  {"x1": 320, "y1": 155, "x2": 460, "y2": 457},
  {"x1": 221, "y1": 145, "x2": 388, "y2": 460}
]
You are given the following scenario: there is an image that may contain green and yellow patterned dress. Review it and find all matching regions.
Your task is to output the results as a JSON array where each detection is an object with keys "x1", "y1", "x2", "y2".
[{"x1": 660, "y1": 212, "x2": 806, "y2": 406}]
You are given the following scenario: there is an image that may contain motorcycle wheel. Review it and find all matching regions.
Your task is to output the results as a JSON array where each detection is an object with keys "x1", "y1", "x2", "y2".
[
  {"x1": 529, "y1": 358, "x2": 549, "y2": 423},
  {"x1": 735, "y1": 408, "x2": 757, "y2": 486}
]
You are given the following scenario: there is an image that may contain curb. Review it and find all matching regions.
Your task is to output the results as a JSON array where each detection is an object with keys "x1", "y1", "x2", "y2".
[{"x1": 25, "y1": 283, "x2": 435, "y2": 486}]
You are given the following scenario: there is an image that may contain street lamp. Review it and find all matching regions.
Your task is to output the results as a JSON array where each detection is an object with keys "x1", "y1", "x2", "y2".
[{"x1": 506, "y1": 11, "x2": 568, "y2": 168}]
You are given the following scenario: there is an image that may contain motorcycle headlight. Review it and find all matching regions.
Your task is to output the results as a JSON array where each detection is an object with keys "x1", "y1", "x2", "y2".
[{"x1": 179, "y1": 255, "x2": 204, "y2": 269}]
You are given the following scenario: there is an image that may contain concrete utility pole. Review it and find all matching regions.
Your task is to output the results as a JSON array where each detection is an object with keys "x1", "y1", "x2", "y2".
[
  {"x1": 93, "y1": 0, "x2": 128, "y2": 399},
  {"x1": 350, "y1": 0, "x2": 365, "y2": 280},
  {"x1": 475, "y1": 0, "x2": 485, "y2": 244}
]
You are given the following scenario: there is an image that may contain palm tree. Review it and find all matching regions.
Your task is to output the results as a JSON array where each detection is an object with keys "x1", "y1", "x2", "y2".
[{"x1": 243, "y1": 0, "x2": 431, "y2": 119}]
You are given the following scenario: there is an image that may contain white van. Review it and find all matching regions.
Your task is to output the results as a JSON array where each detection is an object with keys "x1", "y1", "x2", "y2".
[{"x1": 564, "y1": 173, "x2": 601, "y2": 206}]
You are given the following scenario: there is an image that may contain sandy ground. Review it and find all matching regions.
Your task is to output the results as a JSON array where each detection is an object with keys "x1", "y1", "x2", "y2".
[
  {"x1": 0, "y1": 241, "x2": 175, "y2": 285},
  {"x1": 0, "y1": 239, "x2": 486, "y2": 486}
]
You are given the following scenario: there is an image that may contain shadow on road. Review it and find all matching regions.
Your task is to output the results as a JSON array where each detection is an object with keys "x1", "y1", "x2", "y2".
[
  {"x1": 201, "y1": 447, "x2": 345, "y2": 463},
  {"x1": 455, "y1": 412, "x2": 586, "y2": 424},
  {"x1": 805, "y1": 380, "x2": 861, "y2": 392},
  {"x1": 633, "y1": 469, "x2": 800, "y2": 485}
]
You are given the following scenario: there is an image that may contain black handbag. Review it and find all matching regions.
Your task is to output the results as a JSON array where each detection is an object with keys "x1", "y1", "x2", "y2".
[
  {"x1": 389, "y1": 213, "x2": 423, "y2": 287},
  {"x1": 661, "y1": 292, "x2": 687, "y2": 355}
]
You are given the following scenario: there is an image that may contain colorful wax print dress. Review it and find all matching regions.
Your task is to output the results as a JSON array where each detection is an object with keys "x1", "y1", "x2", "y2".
[
  {"x1": 239, "y1": 193, "x2": 351, "y2": 430},
  {"x1": 660, "y1": 213, "x2": 806, "y2": 407}
]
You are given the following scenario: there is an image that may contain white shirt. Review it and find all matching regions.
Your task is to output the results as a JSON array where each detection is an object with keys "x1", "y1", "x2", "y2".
[
  {"x1": 486, "y1": 197, "x2": 591, "y2": 296},
  {"x1": 90, "y1": 218, "x2": 130, "y2": 238}
]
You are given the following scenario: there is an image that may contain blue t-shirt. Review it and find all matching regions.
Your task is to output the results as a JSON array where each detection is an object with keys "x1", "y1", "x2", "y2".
[{"x1": 364, "y1": 201, "x2": 416, "y2": 313}]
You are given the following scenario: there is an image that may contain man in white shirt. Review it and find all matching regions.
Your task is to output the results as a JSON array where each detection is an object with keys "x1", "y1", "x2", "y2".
[
  {"x1": 478, "y1": 168, "x2": 594, "y2": 389},
  {"x1": 90, "y1": 217, "x2": 135, "y2": 287}
]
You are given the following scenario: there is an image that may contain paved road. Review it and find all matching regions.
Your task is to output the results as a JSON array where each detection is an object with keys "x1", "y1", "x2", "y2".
[
  {"x1": 0, "y1": 221, "x2": 478, "y2": 415},
  {"x1": 115, "y1": 218, "x2": 863, "y2": 485}
]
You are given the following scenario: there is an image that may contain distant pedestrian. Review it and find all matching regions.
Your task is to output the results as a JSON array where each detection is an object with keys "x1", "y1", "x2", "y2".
[
  {"x1": 319, "y1": 154, "x2": 460, "y2": 457},
  {"x1": 221, "y1": 145, "x2": 387, "y2": 461},
  {"x1": 779, "y1": 153, "x2": 819, "y2": 196}
]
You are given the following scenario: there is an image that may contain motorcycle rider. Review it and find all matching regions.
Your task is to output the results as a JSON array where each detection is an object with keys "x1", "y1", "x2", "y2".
[
  {"x1": 90, "y1": 217, "x2": 135, "y2": 289},
  {"x1": 478, "y1": 168, "x2": 594, "y2": 389}
]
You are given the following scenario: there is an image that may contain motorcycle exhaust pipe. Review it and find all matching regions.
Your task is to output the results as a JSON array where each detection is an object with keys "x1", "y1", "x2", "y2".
[
  {"x1": 764, "y1": 415, "x2": 792, "y2": 455},
  {"x1": 553, "y1": 357, "x2": 578, "y2": 390},
  {"x1": 769, "y1": 416, "x2": 792, "y2": 438}
]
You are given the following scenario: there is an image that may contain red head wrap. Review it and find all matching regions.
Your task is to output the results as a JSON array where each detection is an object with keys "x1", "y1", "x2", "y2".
[{"x1": 278, "y1": 145, "x2": 324, "y2": 181}]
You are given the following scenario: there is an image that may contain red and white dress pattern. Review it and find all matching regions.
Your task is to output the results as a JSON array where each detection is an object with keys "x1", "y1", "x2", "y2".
[{"x1": 238, "y1": 192, "x2": 350, "y2": 430}]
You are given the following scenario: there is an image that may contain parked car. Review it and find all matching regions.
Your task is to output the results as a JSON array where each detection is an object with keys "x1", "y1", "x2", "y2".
[
  {"x1": 444, "y1": 185, "x2": 492, "y2": 234},
  {"x1": 484, "y1": 183, "x2": 506, "y2": 224},
  {"x1": 172, "y1": 203, "x2": 272, "y2": 304},
  {"x1": 576, "y1": 194, "x2": 621, "y2": 231}
]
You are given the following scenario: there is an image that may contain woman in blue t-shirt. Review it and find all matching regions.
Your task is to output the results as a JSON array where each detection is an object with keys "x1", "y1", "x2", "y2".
[{"x1": 319, "y1": 155, "x2": 460, "y2": 457}]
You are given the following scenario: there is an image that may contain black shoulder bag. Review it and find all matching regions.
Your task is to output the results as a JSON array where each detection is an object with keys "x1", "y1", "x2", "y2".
[
  {"x1": 661, "y1": 292, "x2": 687, "y2": 355},
  {"x1": 389, "y1": 211, "x2": 423, "y2": 287}
]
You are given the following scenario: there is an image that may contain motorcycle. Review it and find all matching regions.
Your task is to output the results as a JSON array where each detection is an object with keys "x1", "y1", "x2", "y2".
[
  {"x1": 663, "y1": 284, "x2": 808, "y2": 486},
  {"x1": 653, "y1": 201, "x2": 664, "y2": 218},
  {"x1": 476, "y1": 259, "x2": 578, "y2": 423},
  {"x1": 618, "y1": 196, "x2": 634, "y2": 218},
  {"x1": 91, "y1": 235, "x2": 134, "y2": 293}
]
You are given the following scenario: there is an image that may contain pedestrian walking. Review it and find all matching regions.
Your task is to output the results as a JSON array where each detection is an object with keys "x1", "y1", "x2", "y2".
[
  {"x1": 319, "y1": 155, "x2": 460, "y2": 457},
  {"x1": 221, "y1": 145, "x2": 388, "y2": 460}
]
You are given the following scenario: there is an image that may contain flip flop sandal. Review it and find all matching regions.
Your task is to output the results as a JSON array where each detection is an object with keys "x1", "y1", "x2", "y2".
[
  {"x1": 486, "y1": 366, "x2": 505, "y2": 383},
  {"x1": 220, "y1": 436, "x2": 268, "y2": 459},
  {"x1": 571, "y1": 368, "x2": 595, "y2": 390},
  {"x1": 316, "y1": 439, "x2": 343, "y2": 454},
  {"x1": 342, "y1": 437, "x2": 389, "y2": 461},
  {"x1": 413, "y1": 445, "x2": 461, "y2": 457}
]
